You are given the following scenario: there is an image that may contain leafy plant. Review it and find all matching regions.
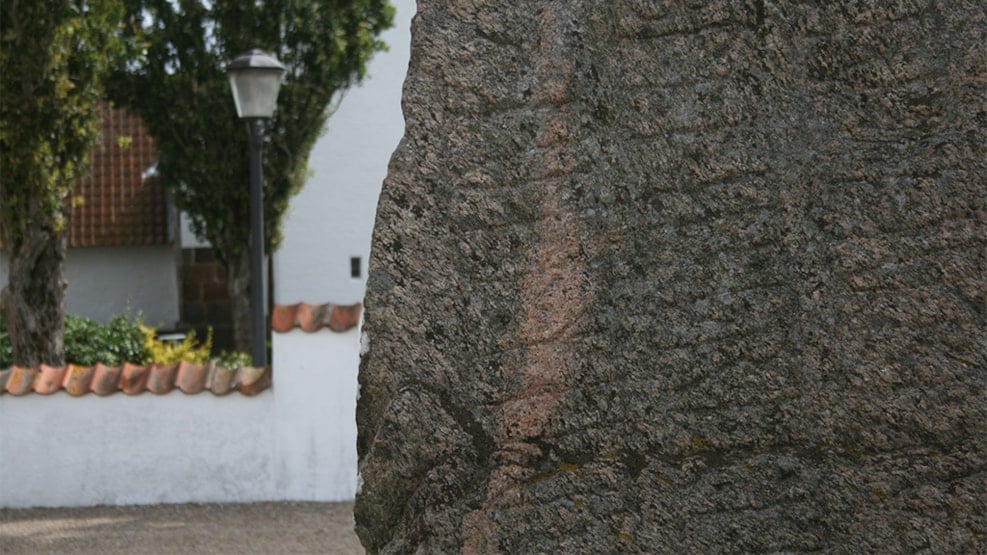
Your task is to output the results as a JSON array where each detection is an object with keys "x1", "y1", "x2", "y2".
[
  {"x1": 0, "y1": 324, "x2": 12, "y2": 368},
  {"x1": 142, "y1": 326, "x2": 212, "y2": 365},
  {"x1": 214, "y1": 350, "x2": 251, "y2": 369},
  {"x1": 63, "y1": 315, "x2": 105, "y2": 366},
  {"x1": 108, "y1": 0, "x2": 395, "y2": 353},
  {"x1": 1, "y1": 0, "x2": 135, "y2": 366},
  {"x1": 65, "y1": 313, "x2": 149, "y2": 366},
  {"x1": 1, "y1": 312, "x2": 149, "y2": 367}
]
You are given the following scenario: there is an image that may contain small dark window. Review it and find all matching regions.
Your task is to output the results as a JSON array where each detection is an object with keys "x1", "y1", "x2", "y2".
[{"x1": 350, "y1": 256, "x2": 362, "y2": 278}]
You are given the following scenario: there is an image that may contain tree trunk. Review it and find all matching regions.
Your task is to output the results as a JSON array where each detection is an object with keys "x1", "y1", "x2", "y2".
[
  {"x1": 0, "y1": 227, "x2": 68, "y2": 367},
  {"x1": 226, "y1": 250, "x2": 254, "y2": 356},
  {"x1": 356, "y1": 1, "x2": 986, "y2": 552}
]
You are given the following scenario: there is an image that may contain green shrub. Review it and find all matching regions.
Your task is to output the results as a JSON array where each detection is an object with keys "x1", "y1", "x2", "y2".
[
  {"x1": 0, "y1": 313, "x2": 252, "y2": 368},
  {"x1": 62, "y1": 315, "x2": 103, "y2": 365},
  {"x1": 214, "y1": 350, "x2": 251, "y2": 369},
  {"x1": 0, "y1": 323, "x2": 11, "y2": 368},
  {"x1": 143, "y1": 326, "x2": 212, "y2": 364},
  {"x1": 65, "y1": 313, "x2": 149, "y2": 366},
  {"x1": 0, "y1": 312, "x2": 149, "y2": 367}
]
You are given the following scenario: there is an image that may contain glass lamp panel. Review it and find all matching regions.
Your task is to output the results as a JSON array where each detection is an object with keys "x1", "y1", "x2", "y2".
[{"x1": 228, "y1": 68, "x2": 284, "y2": 118}]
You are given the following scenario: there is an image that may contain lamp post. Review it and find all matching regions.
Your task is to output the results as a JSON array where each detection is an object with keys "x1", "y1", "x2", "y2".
[{"x1": 226, "y1": 49, "x2": 286, "y2": 367}]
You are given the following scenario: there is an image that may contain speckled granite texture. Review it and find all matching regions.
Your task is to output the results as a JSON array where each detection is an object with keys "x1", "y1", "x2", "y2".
[{"x1": 356, "y1": 1, "x2": 986, "y2": 552}]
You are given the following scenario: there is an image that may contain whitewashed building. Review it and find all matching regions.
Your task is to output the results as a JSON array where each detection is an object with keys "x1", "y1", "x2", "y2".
[{"x1": 0, "y1": 0, "x2": 415, "y2": 508}]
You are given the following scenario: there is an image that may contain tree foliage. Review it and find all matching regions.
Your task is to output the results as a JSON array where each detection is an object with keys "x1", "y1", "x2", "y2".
[
  {"x1": 110, "y1": 0, "x2": 395, "y2": 263},
  {"x1": 0, "y1": 0, "x2": 131, "y2": 366},
  {"x1": 0, "y1": 312, "x2": 148, "y2": 368},
  {"x1": 0, "y1": 0, "x2": 128, "y2": 251},
  {"x1": 109, "y1": 0, "x2": 394, "y2": 353}
]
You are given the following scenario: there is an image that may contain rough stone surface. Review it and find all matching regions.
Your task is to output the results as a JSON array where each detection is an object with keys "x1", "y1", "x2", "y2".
[{"x1": 356, "y1": 1, "x2": 986, "y2": 552}]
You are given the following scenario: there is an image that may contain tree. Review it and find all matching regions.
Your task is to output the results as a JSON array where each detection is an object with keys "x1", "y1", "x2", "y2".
[
  {"x1": 356, "y1": 1, "x2": 986, "y2": 552},
  {"x1": 0, "y1": 0, "x2": 130, "y2": 367},
  {"x1": 109, "y1": 0, "x2": 394, "y2": 355}
]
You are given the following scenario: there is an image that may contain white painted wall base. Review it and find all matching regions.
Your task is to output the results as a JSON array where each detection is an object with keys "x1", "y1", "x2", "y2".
[{"x1": 0, "y1": 328, "x2": 360, "y2": 509}]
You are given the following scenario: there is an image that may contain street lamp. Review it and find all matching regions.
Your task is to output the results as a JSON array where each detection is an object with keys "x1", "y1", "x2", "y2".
[{"x1": 227, "y1": 49, "x2": 285, "y2": 367}]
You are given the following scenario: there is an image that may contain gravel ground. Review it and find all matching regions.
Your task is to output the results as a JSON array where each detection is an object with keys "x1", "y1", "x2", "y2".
[{"x1": 0, "y1": 501, "x2": 362, "y2": 554}]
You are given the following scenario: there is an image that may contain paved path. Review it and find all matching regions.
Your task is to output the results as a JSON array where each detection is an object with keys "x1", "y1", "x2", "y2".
[{"x1": 0, "y1": 501, "x2": 362, "y2": 554}]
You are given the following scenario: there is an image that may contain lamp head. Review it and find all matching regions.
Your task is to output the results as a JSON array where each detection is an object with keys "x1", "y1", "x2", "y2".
[{"x1": 227, "y1": 49, "x2": 286, "y2": 119}]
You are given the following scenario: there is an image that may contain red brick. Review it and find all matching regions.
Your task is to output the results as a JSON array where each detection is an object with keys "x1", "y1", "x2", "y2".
[{"x1": 202, "y1": 281, "x2": 229, "y2": 301}]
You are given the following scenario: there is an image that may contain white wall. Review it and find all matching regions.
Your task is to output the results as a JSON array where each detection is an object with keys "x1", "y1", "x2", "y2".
[
  {"x1": 274, "y1": 0, "x2": 416, "y2": 306},
  {"x1": 0, "y1": 0, "x2": 414, "y2": 509},
  {"x1": 64, "y1": 246, "x2": 180, "y2": 327},
  {"x1": 0, "y1": 246, "x2": 179, "y2": 328},
  {"x1": 0, "y1": 391, "x2": 277, "y2": 507},
  {"x1": 179, "y1": 212, "x2": 211, "y2": 249},
  {"x1": 0, "y1": 327, "x2": 361, "y2": 508},
  {"x1": 1, "y1": 0, "x2": 415, "y2": 324},
  {"x1": 271, "y1": 330, "x2": 361, "y2": 500}
]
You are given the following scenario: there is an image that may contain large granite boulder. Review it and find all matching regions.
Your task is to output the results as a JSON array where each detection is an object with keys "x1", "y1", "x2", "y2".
[{"x1": 356, "y1": 1, "x2": 986, "y2": 552}]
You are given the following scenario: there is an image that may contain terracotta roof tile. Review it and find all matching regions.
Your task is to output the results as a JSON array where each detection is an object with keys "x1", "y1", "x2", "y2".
[
  {"x1": 271, "y1": 302, "x2": 362, "y2": 333},
  {"x1": 147, "y1": 363, "x2": 179, "y2": 394},
  {"x1": 328, "y1": 304, "x2": 362, "y2": 332},
  {"x1": 92, "y1": 363, "x2": 123, "y2": 396},
  {"x1": 209, "y1": 365, "x2": 236, "y2": 395},
  {"x1": 5, "y1": 367, "x2": 37, "y2": 396},
  {"x1": 236, "y1": 366, "x2": 272, "y2": 397},
  {"x1": 175, "y1": 361, "x2": 208, "y2": 394},
  {"x1": 34, "y1": 364, "x2": 67, "y2": 395},
  {"x1": 120, "y1": 362, "x2": 150, "y2": 395},
  {"x1": 63, "y1": 364, "x2": 96, "y2": 396}
]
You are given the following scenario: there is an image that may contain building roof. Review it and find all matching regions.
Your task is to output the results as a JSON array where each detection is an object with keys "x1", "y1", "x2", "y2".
[
  {"x1": 0, "y1": 302, "x2": 361, "y2": 397},
  {"x1": 68, "y1": 102, "x2": 169, "y2": 247}
]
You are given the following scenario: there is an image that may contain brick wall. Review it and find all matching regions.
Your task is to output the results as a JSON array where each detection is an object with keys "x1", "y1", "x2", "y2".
[{"x1": 179, "y1": 248, "x2": 234, "y2": 352}]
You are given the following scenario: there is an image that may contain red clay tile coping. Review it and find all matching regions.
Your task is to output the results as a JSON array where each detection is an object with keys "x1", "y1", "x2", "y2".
[
  {"x1": 0, "y1": 302, "x2": 361, "y2": 397},
  {"x1": 0, "y1": 362, "x2": 270, "y2": 397},
  {"x1": 271, "y1": 302, "x2": 361, "y2": 333}
]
